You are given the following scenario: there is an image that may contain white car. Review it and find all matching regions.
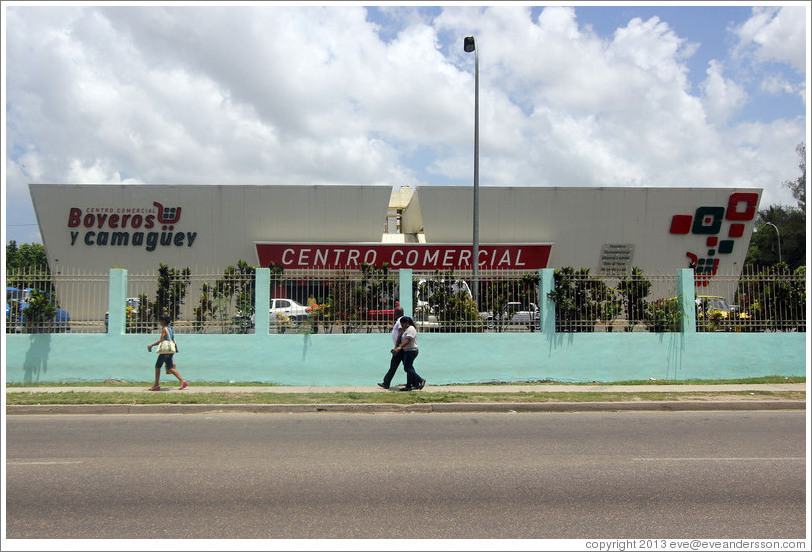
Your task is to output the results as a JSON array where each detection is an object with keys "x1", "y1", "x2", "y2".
[
  {"x1": 250, "y1": 298, "x2": 312, "y2": 326},
  {"x1": 484, "y1": 302, "x2": 539, "y2": 328}
]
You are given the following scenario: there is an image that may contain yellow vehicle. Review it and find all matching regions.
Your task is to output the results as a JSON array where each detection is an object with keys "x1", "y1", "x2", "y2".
[
  {"x1": 695, "y1": 295, "x2": 750, "y2": 320},
  {"x1": 695, "y1": 295, "x2": 751, "y2": 332}
]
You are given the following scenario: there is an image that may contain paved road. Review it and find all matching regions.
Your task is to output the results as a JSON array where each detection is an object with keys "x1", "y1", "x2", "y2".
[{"x1": 5, "y1": 411, "x2": 806, "y2": 540}]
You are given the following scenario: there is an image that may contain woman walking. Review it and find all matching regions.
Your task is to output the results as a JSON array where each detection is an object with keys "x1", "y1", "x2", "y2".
[
  {"x1": 391, "y1": 316, "x2": 425, "y2": 391},
  {"x1": 147, "y1": 314, "x2": 188, "y2": 391}
]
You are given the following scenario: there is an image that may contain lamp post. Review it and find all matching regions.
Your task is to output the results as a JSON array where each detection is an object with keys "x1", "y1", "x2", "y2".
[
  {"x1": 764, "y1": 222, "x2": 782, "y2": 265},
  {"x1": 464, "y1": 35, "x2": 479, "y2": 305}
]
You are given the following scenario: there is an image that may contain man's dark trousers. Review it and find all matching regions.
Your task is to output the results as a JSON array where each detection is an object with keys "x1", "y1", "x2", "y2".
[{"x1": 382, "y1": 349, "x2": 404, "y2": 387}]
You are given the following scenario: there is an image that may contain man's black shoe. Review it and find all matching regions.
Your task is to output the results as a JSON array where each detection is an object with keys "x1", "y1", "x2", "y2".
[
  {"x1": 417, "y1": 379, "x2": 426, "y2": 390},
  {"x1": 377, "y1": 382, "x2": 389, "y2": 389}
]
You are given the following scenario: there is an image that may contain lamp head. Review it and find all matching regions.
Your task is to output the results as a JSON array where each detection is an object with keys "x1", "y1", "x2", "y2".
[{"x1": 464, "y1": 36, "x2": 476, "y2": 52}]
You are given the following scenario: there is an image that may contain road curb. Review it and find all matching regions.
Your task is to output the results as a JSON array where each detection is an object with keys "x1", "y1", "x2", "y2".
[{"x1": 6, "y1": 400, "x2": 805, "y2": 415}]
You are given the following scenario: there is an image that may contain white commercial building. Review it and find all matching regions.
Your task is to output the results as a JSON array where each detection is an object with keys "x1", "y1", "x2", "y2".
[{"x1": 30, "y1": 183, "x2": 761, "y2": 281}]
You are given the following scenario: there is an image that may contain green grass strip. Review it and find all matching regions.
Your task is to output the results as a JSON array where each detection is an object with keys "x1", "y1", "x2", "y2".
[{"x1": 5, "y1": 390, "x2": 805, "y2": 406}]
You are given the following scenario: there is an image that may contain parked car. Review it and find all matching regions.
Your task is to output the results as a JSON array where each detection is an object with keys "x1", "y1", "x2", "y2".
[
  {"x1": 415, "y1": 278, "x2": 473, "y2": 312},
  {"x1": 250, "y1": 298, "x2": 312, "y2": 326},
  {"x1": 483, "y1": 302, "x2": 539, "y2": 329},
  {"x1": 695, "y1": 295, "x2": 750, "y2": 320},
  {"x1": 6, "y1": 287, "x2": 25, "y2": 316},
  {"x1": 7, "y1": 287, "x2": 71, "y2": 332},
  {"x1": 363, "y1": 301, "x2": 399, "y2": 322}
]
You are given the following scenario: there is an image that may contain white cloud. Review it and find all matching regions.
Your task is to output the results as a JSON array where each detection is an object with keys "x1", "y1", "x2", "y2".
[
  {"x1": 760, "y1": 74, "x2": 799, "y2": 96},
  {"x1": 733, "y1": 6, "x2": 807, "y2": 74},
  {"x1": 701, "y1": 60, "x2": 749, "y2": 126}
]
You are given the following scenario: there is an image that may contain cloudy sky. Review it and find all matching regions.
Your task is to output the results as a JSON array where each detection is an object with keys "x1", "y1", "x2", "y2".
[{"x1": 3, "y1": 2, "x2": 808, "y2": 245}]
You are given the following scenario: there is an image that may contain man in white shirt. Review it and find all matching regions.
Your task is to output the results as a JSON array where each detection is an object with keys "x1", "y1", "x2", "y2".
[
  {"x1": 378, "y1": 306, "x2": 405, "y2": 389},
  {"x1": 393, "y1": 316, "x2": 425, "y2": 391}
]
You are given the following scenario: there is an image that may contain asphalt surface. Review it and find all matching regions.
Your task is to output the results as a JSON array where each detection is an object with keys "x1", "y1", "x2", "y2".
[
  {"x1": 6, "y1": 382, "x2": 806, "y2": 414},
  {"x1": 7, "y1": 411, "x2": 806, "y2": 539}
]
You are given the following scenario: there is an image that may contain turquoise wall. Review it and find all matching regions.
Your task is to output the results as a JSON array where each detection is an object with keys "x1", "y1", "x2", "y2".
[{"x1": 4, "y1": 269, "x2": 807, "y2": 385}]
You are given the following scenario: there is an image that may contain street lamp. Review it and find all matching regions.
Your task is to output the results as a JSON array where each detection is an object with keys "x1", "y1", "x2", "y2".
[
  {"x1": 464, "y1": 35, "x2": 479, "y2": 305},
  {"x1": 763, "y1": 222, "x2": 782, "y2": 265}
]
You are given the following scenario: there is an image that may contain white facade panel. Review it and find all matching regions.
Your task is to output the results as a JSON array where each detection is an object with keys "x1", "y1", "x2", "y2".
[
  {"x1": 29, "y1": 184, "x2": 760, "y2": 282},
  {"x1": 29, "y1": 184, "x2": 392, "y2": 273},
  {"x1": 417, "y1": 186, "x2": 761, "y2": 277}
]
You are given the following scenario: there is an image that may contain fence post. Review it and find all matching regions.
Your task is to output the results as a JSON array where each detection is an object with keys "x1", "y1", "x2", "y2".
[
  {"x1": 107, "y1": 268, "x2": 128, "y2": 335},
  {"x1": 255, "y1": 268, "x2": 270, "y2": 335},
  {"x1": 539, "y1": 268, "x2": 556, "y2": 335},
  {"x1": 399, "y1": 268, "x2": 413, "y2": 317},
  {"x1": 677, "y1": 268, "x2": 696, "y2": 334}
]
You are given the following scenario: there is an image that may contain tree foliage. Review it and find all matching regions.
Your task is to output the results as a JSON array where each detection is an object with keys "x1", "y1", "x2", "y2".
[
  {"x1": 736, "y1": 264, "x2": 806, "y2": 332},
  {"x1": 617, "y1": 266, "x2": 651, "y2": 331},
  {"x1": 745, "y1": 142, "x2": 806, "y2": 272},
  {"x1": 6, "y1": 241, "x2": 49, "y2": 271},
  {"x1": 547, "y1": 267, "x2": 623, "y2": 332},
  {"x1": 5, "y1": 242, "x2": 56, "y2": 297},
  {"x1": 193, "y1": 260, "x2": 256, "y2": 332},
  {"x1": 155, "y1": 264, "x2": 192, "y2": 324},
  {"x1": 21, "y1": 290, "x2": 57, "y2": 332},
  {"x1": 784, "y1": 142, "x2": 805, "y2": 212},
  {"x1": 416, "y1": 270, "x2": 483, "y2": 332},
  {"x1": 746, "y1": 205, "x2": 806, "y2": 271}
]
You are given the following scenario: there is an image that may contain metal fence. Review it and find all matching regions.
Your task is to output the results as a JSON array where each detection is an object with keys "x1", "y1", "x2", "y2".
[
  {"x1": 413, "y1": 270, "x2": 540, "y2": 333},
  {"x1": 5, "y1": 266, "x2": 108, "y2": 334},
  {"x1": 694, "y1": 267, "x2": 806, "y2": 333},
  {"x1": 546, "y1": 270, "x2": 679, "y2": 333},
  {"x1": 5, "y1": 266, "x2": 806, "y2": 334},
  {"x1": 124, "y1": 268, "x2": 260, "y2": 335},
  {"x1": 259, "y1": 267, "x2": 400, "y2": 335},
  {"x1": 546, "y1": 267, "x2": 806, "y2": 333}
]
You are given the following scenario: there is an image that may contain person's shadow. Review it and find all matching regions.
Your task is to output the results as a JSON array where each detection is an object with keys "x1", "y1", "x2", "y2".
[{"x1": 23, "y1": 333, "x2": 52, "y2": 383}]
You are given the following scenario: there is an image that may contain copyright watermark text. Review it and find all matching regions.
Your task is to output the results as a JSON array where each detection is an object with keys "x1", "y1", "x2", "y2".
[{"x1": 585, "y1": 540, "x2": 807, "y2": 551}]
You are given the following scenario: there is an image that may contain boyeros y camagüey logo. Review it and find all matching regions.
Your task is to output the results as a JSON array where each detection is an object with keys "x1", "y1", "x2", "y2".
[{"x1": 66, "y1": 201, "x2": 196, "y2": 252}]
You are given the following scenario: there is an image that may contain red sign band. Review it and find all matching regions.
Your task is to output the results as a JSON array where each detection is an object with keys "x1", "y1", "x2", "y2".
[{"x1": 255, "y1": 243, "x2": 552, "y2": 270}]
